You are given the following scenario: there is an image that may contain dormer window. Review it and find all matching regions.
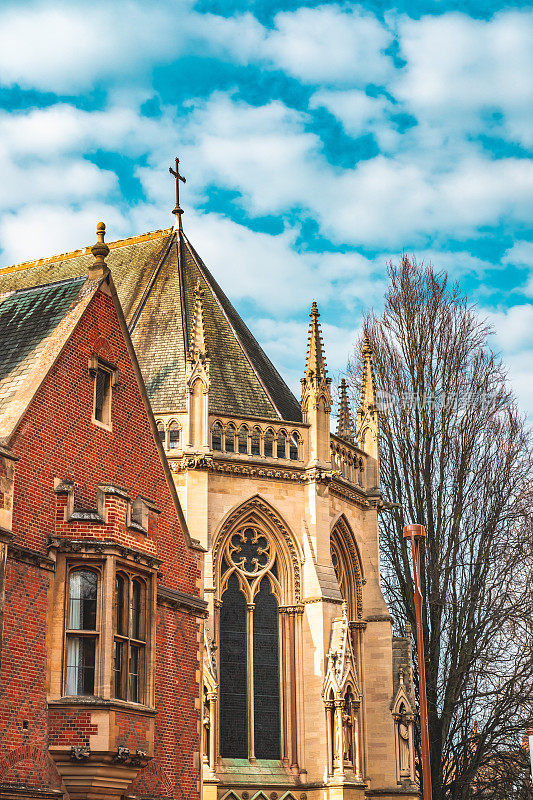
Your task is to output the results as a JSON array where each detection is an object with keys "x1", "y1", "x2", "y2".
[{"x1": 89, "y1": 355, "x2": 117, "y2": 430}]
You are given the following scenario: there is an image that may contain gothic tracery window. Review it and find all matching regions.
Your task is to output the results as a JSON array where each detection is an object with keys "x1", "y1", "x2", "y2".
[
  {"x1": 330, "y1": 519, "x2": 364, "y2": 620},
  {"x1": 219, "y1": 525, "x2": 282, "y2": 760}
]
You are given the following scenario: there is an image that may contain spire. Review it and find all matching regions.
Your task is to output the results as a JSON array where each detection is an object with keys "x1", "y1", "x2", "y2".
[
  {"x1": 336, "y1": 378, "x2": 354, "y2": 442},
  {"x1": 89, "y1": 221, "x2": 110, "y2": 280},
  {"x1": 357, "y1": 334, "x2": 380, "y2": 478},
  {"x1": 189, "y1": 279, "x2": 208, "y2": 362},
  {"x1": 301, "y1": 301, "x2": 331, "y2": 464},
  {"x1": 360, "y1": 336, "x2": 376, "y2": 410},
  {"x1": 304, "y1": 301, "x2": 327, "y2": 381}
]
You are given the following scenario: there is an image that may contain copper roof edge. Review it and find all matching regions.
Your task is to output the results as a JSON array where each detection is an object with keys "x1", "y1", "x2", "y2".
[{"x1": 0, "y1": 227, "x2": 173, "y2": 276}]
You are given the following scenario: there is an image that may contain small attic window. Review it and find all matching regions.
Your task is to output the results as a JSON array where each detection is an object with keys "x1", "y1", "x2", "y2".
[
  {"x1": 95, "y1": 369, "x2": 111, "y2": 423},
  {"x1": 89, "y1": 354, "x2": 117, "y2": 430}
]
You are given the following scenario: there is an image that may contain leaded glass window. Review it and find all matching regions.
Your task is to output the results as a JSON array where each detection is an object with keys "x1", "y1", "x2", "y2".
[
  {"x1": 66, "y1": 569, "x2": 98, "y2": 696},
  {"x1": 218, "y1": 525, "x2": 282, "y2": 761}
]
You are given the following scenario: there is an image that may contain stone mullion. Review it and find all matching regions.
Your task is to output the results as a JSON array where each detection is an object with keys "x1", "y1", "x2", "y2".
[
  {"x1": 280, "y1": 609, "x2": 289, "y2": 765},
  {"x1": 351, "y1": 622, "x2": 367, "y2": 779},
  {"x1": 334, "y1": 700, "x2": 345, "y2": 778},
  {"x1": 213, "y1": 598, "x2": 221, "y2": 767},
  {"x1": 100, "y1": 555, "x2": 115, "y2": 699},
  {"x1": 351, "y1": 700, "x2": 361, "y2": 780},
  {"x1": 208, "y1": 691, "x2": 217, "y2": 777},
  {"x1": 325, "y1": 701, "x2": 334, "y2": 777},
  {"x1": 288, "y1": 609, "x2": 298, "y2": 770},
  {"x1": 247, "y1": 602, "x2": 255, "y2": 762}
]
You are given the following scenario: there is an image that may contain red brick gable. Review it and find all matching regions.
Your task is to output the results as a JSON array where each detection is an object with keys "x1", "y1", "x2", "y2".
[{"x1": 0, "y1": 280, "x2": 202, "y2": 800}]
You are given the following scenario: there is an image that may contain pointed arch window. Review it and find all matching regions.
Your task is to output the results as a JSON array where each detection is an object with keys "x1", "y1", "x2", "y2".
[
  {"x1": 168, "y1": 421, "x2": 181, "y2": 450},
  {"x1": 276, "y1": 430, "x2": 287, "y2": 459},
  {"x1": 212, "y1": 421, "x2": 223, "y2": 452},
  {"x1": 219, "y1": 525, "x2": 282, "y2": 761},
  {"x1": 238, "y1": 425, "x2": 249, "y2": 455},
  {"x1": 156, "y1": 421, "x2": 166, "y2": 449},
  {"x1": 289, "y1": 432, "x2": 300, "y2": 461},
  {"x1": 225, "y1": 424, "x2": 236, "y2": 453},
  {"x1": 264, "y1": 429, "x2": 275, "y2": 458},
  {"x1": 331, "y1": 519, "x2": 364, "y2": 621},
  {"x1": 251, "y1": 427, "x2": 261, "y2": 456}
]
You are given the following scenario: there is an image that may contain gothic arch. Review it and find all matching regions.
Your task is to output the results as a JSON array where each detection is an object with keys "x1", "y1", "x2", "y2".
[
  {"x1": 213, "y1": 494, "x2": 302, "y2": 603},
  {"x1": 330, "y1": 515, "x2": 364, "y2": 619}
]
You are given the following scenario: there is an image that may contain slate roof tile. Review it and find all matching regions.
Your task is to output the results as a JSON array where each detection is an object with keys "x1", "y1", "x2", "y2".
[{"x1": 0, "y1": 225, "x2": 302, "y2": 423}]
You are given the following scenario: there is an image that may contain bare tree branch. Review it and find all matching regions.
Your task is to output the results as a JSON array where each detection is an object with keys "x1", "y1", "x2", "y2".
[{"x1": 347, "y1": 256, "x2": 533, "y2": 800}]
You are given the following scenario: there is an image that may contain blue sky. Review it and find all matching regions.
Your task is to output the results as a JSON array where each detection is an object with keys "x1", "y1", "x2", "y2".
[{"x1": 0, "y1": 0, "x2": 531, "y2": 418}]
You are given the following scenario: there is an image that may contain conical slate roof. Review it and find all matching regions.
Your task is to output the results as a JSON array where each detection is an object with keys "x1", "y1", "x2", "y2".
[{"x1": 0, "y1": 226, "x2": 302, "y2": 422}]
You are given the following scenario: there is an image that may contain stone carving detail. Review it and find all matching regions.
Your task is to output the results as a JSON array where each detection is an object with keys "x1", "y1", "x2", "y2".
[{"x1": 70, "y1": 746, "x2": 90, "y2": 761}]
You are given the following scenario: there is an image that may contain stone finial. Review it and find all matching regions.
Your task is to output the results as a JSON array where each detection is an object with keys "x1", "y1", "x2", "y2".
[
  {"x1": 189, "y1": 278, "x2": 208, "y2": 362},
  {"x1": 336, "y1": 378, "x2": 354, "y2": 442},
  {"x1": 89, "y1": 221, "x2": 110, "y2": 280},
  {"x1": 360, "y1": 336, "x2": 376, "y2": 409},
  {"x1": 304, "y1": 300, "x2": 328, "y2": 381}
]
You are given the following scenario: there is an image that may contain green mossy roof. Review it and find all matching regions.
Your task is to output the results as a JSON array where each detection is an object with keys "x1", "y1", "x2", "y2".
[{"x1": 0, "y1": 277, "x2": 89, "y2": 438}]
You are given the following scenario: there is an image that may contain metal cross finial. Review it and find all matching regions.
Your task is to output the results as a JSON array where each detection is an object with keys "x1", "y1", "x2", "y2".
[{"x1": 169, "y1": 157, "x2": 186, "y2": 228}]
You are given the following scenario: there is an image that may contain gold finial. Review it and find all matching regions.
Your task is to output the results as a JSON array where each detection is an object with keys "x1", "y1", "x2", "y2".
[{"x1": 89, "y1": 221, "x2": 110, "y2": 279}]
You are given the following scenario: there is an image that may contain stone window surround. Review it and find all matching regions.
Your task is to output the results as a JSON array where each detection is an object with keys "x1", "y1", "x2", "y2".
[
  {"x1": 48, "y1": 546, "x2": 157, "y2": 711},
  {"x1": 88, "y1": 354, "x2": 119, "y2": 433}
]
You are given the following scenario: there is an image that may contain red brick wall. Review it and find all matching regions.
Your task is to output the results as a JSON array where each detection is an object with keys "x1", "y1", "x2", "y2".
[{"x1": 0, "y1": 285, "x2": 201, "y2": 799}]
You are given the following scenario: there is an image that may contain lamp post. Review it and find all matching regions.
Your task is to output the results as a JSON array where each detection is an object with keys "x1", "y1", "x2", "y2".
[
  {"x1": 527, "y1": 727, "x2": 533, "y2": 785},
  {"x1": 403, "y1": 523, "x2": 432, "y2": 800}
]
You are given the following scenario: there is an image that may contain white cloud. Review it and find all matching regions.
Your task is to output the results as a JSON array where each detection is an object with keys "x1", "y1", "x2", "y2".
[
  {"x1": 394, "y1": 10, "x2": 533, "y2": 147},
  {"x1": 184, "y1": 210, "x2": 383, "y2": 314},
  {"x1": 265, "y1": 4, "x2": 393, "y2": 86},
  {"x1": 310, "y1": 89, "x2": 399, "y2": 150},
  {"x1": 485, "y1": 304, "x2": 533, "y2": 418},
  {"x1": 0, "y1": 203, "x2": 127, "y2": 265}
]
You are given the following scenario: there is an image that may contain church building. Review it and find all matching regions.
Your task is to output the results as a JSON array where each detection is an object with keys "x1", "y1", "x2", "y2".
[{"x1": 0, "y1": 165, "x2": 419, "y2": 800}]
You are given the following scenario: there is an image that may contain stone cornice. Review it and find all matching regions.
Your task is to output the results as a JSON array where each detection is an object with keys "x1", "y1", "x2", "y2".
[
  {"x1": 47, "y1": 536, "x2": 161, "y2": 568},
  {"x1": 8, "y1": 543, "x2": 55, "y2": 571},
  {"x1": 157, "y1": 584, "x2": 208, "y2": 617}
]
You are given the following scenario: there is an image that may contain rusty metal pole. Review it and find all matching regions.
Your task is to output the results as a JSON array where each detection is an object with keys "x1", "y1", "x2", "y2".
[
  {"x1": 403, "y1": 523, "x2": 432, "y2": 800},
  {"x1": 527, "y1": 727, "x2": 533, "y2": 785}
]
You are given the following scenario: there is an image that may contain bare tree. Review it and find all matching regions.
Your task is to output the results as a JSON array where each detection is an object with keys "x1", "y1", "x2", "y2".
[{"x1": 347, "y1": 256, "x2": 533, "y2": 800}]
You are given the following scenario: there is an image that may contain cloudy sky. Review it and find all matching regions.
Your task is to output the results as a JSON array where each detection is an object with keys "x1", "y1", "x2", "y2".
[{"x1": 0, "y1": 0, "x2": 532, "y2": 417}]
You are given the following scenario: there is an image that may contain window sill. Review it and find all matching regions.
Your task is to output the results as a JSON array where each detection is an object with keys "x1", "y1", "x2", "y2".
[
  {"x1": 48, "y1": 696, "x2": 156, "y2": 716},
  {"x1": 92, "y1": 417, "x2": 112, "y2": 433}
]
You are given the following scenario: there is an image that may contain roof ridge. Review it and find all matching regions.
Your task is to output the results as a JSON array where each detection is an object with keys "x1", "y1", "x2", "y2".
[{"x1": 0, "y1": 227, "x2": 173, "y2": 276}]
